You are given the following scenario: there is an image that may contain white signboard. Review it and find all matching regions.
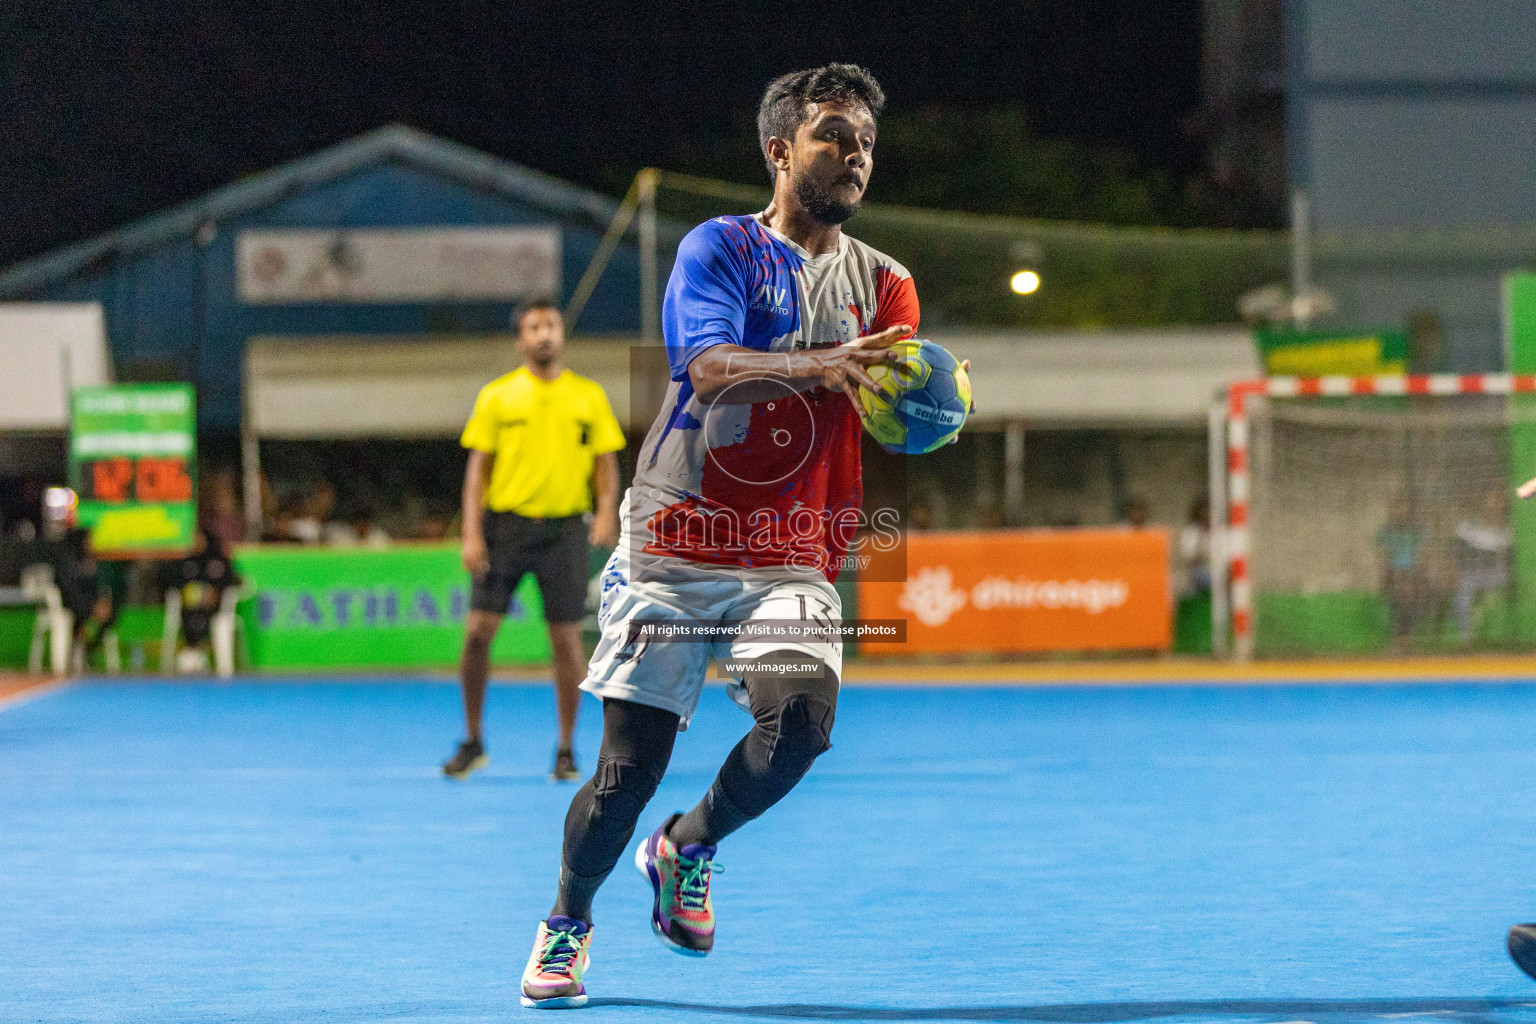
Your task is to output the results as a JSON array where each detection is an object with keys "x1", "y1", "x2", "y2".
[
  {"x1": 0, "y1": 303, "x2": 112, "y2": 429},
  {"x1": 236, "y1": 226, "x2": 561, "y2": 303}
]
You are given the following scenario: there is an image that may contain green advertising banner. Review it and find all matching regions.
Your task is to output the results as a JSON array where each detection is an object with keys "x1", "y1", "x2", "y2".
[
  {"x1": 69, "y1": 384, "x2": 197, "y2": 555},
  {"x1": 1255, "y1": 327, "x2": 1408, "y2": 377},
  {"x1": 1505, "y1": 273, "x2": 1536, "y2": 643},
  {"x1": 233, "y1": 543, "x2": 551, "y2": 669}
]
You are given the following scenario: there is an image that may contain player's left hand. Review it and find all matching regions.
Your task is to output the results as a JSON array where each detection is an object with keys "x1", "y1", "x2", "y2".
[
  {"x1": 1518, "y1": 476, "x2": 1536, "y2": 499},
  {"x1": 590, "y1": 510, "x2": 620, "y2": 549},
  {"x1": 823, "y1": 324, "x2": 907, "y2": 395}
]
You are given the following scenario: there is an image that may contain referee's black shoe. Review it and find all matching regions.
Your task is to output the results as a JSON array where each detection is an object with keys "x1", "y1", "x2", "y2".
[
  {"x1": 442, "y1": 738, "x2": 488, "y2": 779},
  {"x1": 551, "y1": 747, "x2": 580, "y2": 782},
  {"x1": 1509, "y1": 924, "x2": 1536, "y2": 979}
]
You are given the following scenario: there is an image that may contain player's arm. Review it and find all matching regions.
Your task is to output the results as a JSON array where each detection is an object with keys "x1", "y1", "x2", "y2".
[
  {"x1": 688, "y1": 324, "x2": 910, "y2": 405},
  {"x1": 461, "y1": 450, "x2": 493, "y2": 575},
  {"x1": 1519, "y1": 476, "x2": 1536, "y2": 500},
  {"x1": 589, "y1": 452, "x2": 620, "y2": 548}
]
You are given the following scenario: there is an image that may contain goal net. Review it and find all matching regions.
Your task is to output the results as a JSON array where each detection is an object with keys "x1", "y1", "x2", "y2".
[{"x1": 1236, "y1": 384, "x2": 1536, "y2": 657}]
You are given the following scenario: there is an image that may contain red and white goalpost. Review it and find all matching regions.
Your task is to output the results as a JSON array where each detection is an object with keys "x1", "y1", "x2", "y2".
[{"x1": 1221, "y1": 373, "x2": 1536, "y2": 660}]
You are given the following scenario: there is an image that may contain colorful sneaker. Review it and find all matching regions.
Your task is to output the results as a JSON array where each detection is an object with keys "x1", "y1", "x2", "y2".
[
  {"x1": 520, "y1": 916, "x2": 592, "y2": 1008},
  {"x1": 634, "y1": 813, "x2": 719, "y2": 956}
]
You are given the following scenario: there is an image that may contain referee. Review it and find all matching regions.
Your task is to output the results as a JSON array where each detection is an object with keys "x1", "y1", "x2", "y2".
[{"x1": 443, "y1": 298, "x2": 624, "y2": 781}]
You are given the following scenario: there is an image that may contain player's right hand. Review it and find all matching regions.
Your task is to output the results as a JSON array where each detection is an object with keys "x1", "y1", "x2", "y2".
[
  {"x1": 1518, "y1": 476, "x2": 1536, "y2": 499},
  {"x1": 462, "y1": 535, "x2": 491, "y2": 576},
  {"x1": 812, "y1": 323, "x2": 908, "y2": 394}
]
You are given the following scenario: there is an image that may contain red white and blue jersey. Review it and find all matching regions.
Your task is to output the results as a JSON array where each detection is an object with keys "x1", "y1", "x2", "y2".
[{"x1": 625, "y1": 214, "x2": 919, "y2": 581}]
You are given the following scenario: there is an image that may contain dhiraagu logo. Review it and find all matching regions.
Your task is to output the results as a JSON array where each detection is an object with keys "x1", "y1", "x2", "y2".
[
  {"x1": 897, "y1": 566, "x2": 969, "y2": 627},
  {"x1": 898, "y1": 565, "x2": 1131, "y2": 628}
]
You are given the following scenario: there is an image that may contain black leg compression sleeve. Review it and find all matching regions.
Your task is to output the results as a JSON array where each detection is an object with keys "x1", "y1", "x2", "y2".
[
  {"x1": 669, "y1": 655, "x2": 838, "y2": 849},
  {"x1": 551, "y1": 698, "x2": 679, "y2": 922}
]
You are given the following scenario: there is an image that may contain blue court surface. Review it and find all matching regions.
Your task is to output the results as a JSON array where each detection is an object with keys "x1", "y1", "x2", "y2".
[{"x1": 6, "y1": 680, "x2": 1536, "y2": 1024}]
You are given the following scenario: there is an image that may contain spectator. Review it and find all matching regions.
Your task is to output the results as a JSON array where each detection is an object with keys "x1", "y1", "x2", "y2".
[
  {"x1": 163, "y1": 527, "x2": 243, "y2": 673},
  {"x1": 1179, "y1": 496, "x2": 1212, "y2": 598},
  {"x1": 284, "y1": 480, "x2": 337, "y2": 545},
  {"x1": 1376, "y1": 496, "x2": 1425, "y2": 650},
  {"x1": 40, "y1": 488, "x2": 118, "y2": 663},
  {"x1": 1453, "y1": 489, "x2": 1513, "y2": 645},
  {"x1": 324, "y1": 498, "x2": 390, "y2": 548},
  {"x1": 1119, "y1": 496, "x2": 1151, "y2": 529},
  {"x1": 200, "y1": 468, "x2": 245, "y2": 551},
  {"x1": 416, "y1": 502, "x2": 456, "y2": 541}
]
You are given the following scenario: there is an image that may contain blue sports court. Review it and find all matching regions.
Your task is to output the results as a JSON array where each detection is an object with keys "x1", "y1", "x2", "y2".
[{"x1": 6, "y1": 679, "x2": 1536, "y2": 1023}]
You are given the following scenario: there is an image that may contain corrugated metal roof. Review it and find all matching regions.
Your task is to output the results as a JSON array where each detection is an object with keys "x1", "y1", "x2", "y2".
[{"x1": 0, "y1": 124, "x2": 631, "y2": 298}]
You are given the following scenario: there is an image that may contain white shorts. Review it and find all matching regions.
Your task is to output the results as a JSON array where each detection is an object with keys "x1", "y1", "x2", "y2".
[{"x1": 581, "y1": 546, "x2": 843, "y2": 730}]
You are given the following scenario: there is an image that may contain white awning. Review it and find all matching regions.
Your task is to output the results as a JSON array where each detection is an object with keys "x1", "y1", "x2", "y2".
[
  {"x1": 930, "y1": 329, "x2": 1260, "y2": 425},
  {"x1": 245, "y1": 327, "x2": 1261, "y2": 439},
  {"x1": 0, "y1": 303, "x2": 112, "y2": 429},
  {"x1": 245, "y1": 335, "x2": 636, "y2": 438}
]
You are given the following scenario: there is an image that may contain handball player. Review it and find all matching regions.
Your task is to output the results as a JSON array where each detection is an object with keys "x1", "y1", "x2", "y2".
[{"x1": 520, "y1": 63, "x2": 919, "y2": 1007}]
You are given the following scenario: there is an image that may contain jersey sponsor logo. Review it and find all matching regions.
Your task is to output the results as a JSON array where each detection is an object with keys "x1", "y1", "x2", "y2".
[{"x1": 749, "y1": 282, "x2": 792, "y2": 316}]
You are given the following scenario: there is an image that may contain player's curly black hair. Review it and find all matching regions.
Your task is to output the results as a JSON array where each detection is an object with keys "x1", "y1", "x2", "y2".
[{"x1": 756, "y1": 64, "x2": 886, "y2": 183}]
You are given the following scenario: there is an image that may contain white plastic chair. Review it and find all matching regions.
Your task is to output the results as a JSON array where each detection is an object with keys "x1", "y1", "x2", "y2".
[
  {"x1": 160, "y1": 587, "x2": 181, "y2": 675},
  {"x1": 163, "y1": 585, "x2": 247, "y2": 678},
  {"x1": 69, "y1": 629, "x2": 120, "y2": 676},
  {"x1": 23, "y1": 564, "x2": 71, "y2": 676},
  {"x1": 210, "y1": 586, "x2": 245, "y2": 678}
]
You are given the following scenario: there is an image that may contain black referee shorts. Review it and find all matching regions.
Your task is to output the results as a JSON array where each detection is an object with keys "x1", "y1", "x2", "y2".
[{"x1": 470, "y1": 512, "x2": 589, "y2": 624}]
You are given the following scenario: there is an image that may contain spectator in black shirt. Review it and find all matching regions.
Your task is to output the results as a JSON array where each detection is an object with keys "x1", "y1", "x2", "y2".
[
  {"x1": 40, "y1": 490, "x2": 119, "y2": 662},
  {"x1": 164, "y1": 528, "x2": 242, "y2": 670}
]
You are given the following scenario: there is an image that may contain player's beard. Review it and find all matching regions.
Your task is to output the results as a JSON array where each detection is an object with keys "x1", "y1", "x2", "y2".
[{"x1": 793, "y1": 171, "x2": 861, "y2": 226}]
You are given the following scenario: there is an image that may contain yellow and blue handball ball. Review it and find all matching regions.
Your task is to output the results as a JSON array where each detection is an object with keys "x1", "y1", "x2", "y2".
[{"x1": 856, "y1": 338, "x2": 971, "y2": 454}]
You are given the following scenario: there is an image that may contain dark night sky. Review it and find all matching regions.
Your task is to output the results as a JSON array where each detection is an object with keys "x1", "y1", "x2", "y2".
[{"x1": 0, "y1": 1, "x2": 1203, "y2": 269}]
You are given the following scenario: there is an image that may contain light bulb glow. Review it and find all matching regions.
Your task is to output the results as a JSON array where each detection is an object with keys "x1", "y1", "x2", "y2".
[{"x1": 1010, "y1": 270, "x2": 1041, "y2": 295}]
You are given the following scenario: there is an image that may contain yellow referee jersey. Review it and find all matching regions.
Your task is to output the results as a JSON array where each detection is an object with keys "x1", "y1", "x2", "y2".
[{"x1": 460, "y1": 367, "x2": 625, "y2": 518}]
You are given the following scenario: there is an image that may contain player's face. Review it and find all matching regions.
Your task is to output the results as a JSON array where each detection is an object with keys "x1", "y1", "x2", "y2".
[
  {"x1": 788, "y1": 99, "x2": 876, "y2": 226},
  {"x1": 517, "y1": 308, "x2": 565, "y2": 367}
]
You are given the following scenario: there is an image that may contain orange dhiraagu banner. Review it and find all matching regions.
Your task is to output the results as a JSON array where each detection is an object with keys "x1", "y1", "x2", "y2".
[{"x1": 858, "y1": 528, "x2": 1172, "y2": 654}]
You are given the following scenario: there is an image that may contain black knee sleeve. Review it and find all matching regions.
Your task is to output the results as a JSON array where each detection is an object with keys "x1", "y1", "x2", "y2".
[
  {"x1": 590, "y1": 755, "x2": 663, "y2": 821},
  {"x1": 552, "y1": 698, "x2": 679, "y2": 921},
  {"x1": 563, "y1": 755, "x2": 662, "y2": 877},
  {"x1": 717, "y1": 690, "x2": 836, "y2": 819},
  {"x1": 762, "y1": 692, "x2": 835, "y2": 779}
]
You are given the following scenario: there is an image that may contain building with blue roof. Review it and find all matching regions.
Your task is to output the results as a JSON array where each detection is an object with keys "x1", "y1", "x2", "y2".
[{"x1": 0, "y1": 125, "x2": 649, "y2": 430}]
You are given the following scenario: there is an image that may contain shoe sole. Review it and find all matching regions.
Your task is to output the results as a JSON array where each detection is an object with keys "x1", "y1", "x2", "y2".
[
  {"x1": 520, "y1": 993, "x2": 588, "y2": 1009},
  {"x1": 634, "y1": 836, "x2": 711, "y2": 958},
  {"x1": 442, "y1": 753, "x2": 489, "y2": 780},
  {"x1": 1510, "y1": 924, "x2": 1536, "y2": 979}
]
